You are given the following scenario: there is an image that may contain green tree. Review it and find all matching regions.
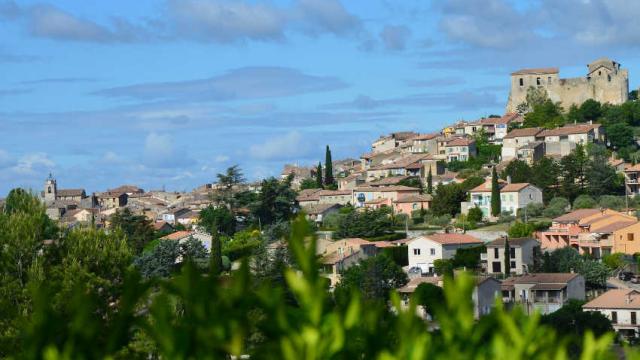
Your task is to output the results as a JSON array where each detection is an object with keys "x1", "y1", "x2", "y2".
[
  {"x1": 543, "y1": 197, "x2": 570, "y2": 218},
  {"x1": 531, "y1": 157, "x2": 561, "y2": 202},
  {"x1": 602, "y1": 253, "x2": 626, "y2": 270},
  {"x1": 524, "y1": 99, "x2": 565, "y2": 129},
  {"x1": 217, "y1": 164, "x2": 245, "y2": 190},
  {"x1": 432, "y1": 183, "x2": 466, "y2": 217},
  {"x1": 324, "y1": 145, "x2": 334, "y2": 186},
  {"x1": 540, "y1": 300, "x2": 613, "y2": 357},
  {"x1": 606, "y1": 122, "x2": 634, "y2": 150},
  {"x1": 133, "y1": 239, "x2": 180, "y2": 278},
  {"x1": 508, "y1": 222, "x2": 535, "y2": 238},
  {"x1": 249, "y1": 177, "x2": 298, "y2": 226},
  {"x1": 504, "y1": 237, "x2": 511, "y2": 275},
  {"x1": 452, "y1": 245, "x2": 485, "y2": 270},
  {"x1": 560, "y1": 144, "x2": 589, "y2": 200},
  {"x1": 300, "y1": 178, "x2": 320, "y2": 190},
  {"x1": 334, "y1": 207, "x2": 393, "y2": 239},
  {"x1": 573, "y1": 195, "x2": 597, "y2": 209},
  {"x1": 413, "y1": 283, "x2": 444, "y2": 317},
  {"x1": 316, "y1": 162, "x2": 323, "y2": 188},
  {"x1": 426, "y1": 167, "x2": 433, "y2": 194},
  {"x1": 467, "y1": 206, "x2": 483, "y2": 223},
  {"x1": 587, "y1": 145, "x2": 623, "y2": 197},
  {"x1": 491, "y1": 167, "x2": 501, "y2": 217},
  {"x1": 199, "y1": 205, "x2": 236, "y2": 236},
  {"x1": 110, "y1": 208, "x2": 155, "y2": 255},
  {"x1": 501, "y1": 160, "x2": 532, "y2": 183},
  {"x1": 334, "y1": 254, "x2": 408, "y2": 304},
  {"x1": 433, "y1": 259, "x2": 454, "y2": 277}
]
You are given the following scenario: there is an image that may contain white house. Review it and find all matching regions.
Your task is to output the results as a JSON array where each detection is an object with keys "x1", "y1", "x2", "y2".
[
  {"x1": 501, "y1": 127, "x2": 543, "y2": 161},
  {"x1": 583, "y1": 289, "x2": 640, "y2": 339},
  {"x1": 464, "y1": 180, "x2": 543, "y2": 218},
  {"x1": 444, "y1": 137, "x2": 477, "y2": 162},
  {"x1": 483, "y1": 237, "x2": 540, "y2": 275},
  {"x1": 502, "y1": 273, "x2": 585, "y2": 315},
  {"x1": 407, "y1": 233, "x2": 483, "y2": 274}
]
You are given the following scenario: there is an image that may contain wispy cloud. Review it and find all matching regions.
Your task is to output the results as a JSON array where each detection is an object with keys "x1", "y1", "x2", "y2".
[
  {"x1": 323, "y1": 90, "x2": 500, "y2": 111},
  {"x1": 379, "y1": 25, "x2": 411, "y2": 51},
  {"x1": 17, "y1": 77, "x2": 98, "y2": 85},
  {"x1": 0, "y1": 88, "x2": 33, "y2": 97},
  {"x1": 93, "y1": 66, "x2": 348, "y2": 101}
]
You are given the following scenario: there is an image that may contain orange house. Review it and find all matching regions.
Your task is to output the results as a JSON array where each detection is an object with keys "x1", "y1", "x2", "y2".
[{"x1": 613, "y1": 222, "x2": 640, "y2": 255}]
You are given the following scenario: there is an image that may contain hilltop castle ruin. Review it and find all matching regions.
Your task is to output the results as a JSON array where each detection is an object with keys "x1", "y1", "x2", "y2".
[{"x1": 506, "y1": 57, "x2": 629, "y2": 113}]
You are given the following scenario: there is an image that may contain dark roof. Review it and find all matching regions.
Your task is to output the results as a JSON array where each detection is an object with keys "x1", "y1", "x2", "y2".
[{"x1": 486, "y1": 237, "x2": 539, "y2": 247}]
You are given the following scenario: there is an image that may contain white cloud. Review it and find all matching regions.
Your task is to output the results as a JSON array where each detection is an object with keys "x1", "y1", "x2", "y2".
[
  {"x1": 215, "y1": 155, "x2": 230, "y2": 162},
  {"x1": 12, "y1": 152, "x2": 54, "y2": 175},
  {"x1": 249, "y1": 131, "x2": 311, "y2": 161}
]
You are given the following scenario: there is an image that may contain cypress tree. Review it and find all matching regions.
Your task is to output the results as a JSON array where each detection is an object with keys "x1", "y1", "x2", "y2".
[
  {"x1": 427, "y1": 167, "x2": 433, "y2": 194},
  {"x1": 210, "y1": 234, "x2": 223, "y2": 276},
  {"x1": 316, "y1": 162, "x2": 323, "y2": 188},
  {"x1": 504, "y1": 237, "x2": 511, "y2": 275},
  {"x1": 324, "y1": 145, "x2": 334, "y2": 186},
  {"x1": 491, "y1": 167, "x2": 501, "y2": 217}
]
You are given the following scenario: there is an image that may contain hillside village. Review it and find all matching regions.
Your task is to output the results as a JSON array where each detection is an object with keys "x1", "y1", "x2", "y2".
[{"x1": 5, "y1": 56, "x2": 640, "y2": 351}]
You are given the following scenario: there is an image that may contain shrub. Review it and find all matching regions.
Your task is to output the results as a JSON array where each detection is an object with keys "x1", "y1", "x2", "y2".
[
  {"x1": 467, "y1": 206, "x2": 484, "y2": 223},
  {"x1": 508, "y1": 221, "x2": 535, "y2": 238},
  {"x1": 598, "y1": 195, "x2": 625, "y2": 210},
  {"x1": 521, "y1": 202, "x2": 544, "y2": 218},
  {"x1": 573, "y1": 195, "x2": 597, "y2": 209},
  {"x1": 498, "y1": 211, "x2": 516, "y2": 224},
  {"x1": 543, "y1": 197, "x2": 570, "y2": 218}
]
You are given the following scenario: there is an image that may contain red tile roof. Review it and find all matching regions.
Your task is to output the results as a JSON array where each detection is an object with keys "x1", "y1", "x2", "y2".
[
  {"x1": 446, "y1": 137, "x2": 475, "y2": 147},
  {"x1": 584, "y1": 289, "x2": 640, "y2": 309},
  {"x1": 418, "y1": 233, "x2": 482, "y2": 245},
  {"x1": 553, "y1": 209, "x2": 602, "y2": 223},
  {"x1": 538, "y1": 123, "x2": 601, "y2": 137}
]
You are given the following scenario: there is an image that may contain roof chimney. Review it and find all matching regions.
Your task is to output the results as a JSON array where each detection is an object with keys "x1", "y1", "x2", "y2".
[{"x1": 507, "y1": 175, "x2": 512, "y2": 184}]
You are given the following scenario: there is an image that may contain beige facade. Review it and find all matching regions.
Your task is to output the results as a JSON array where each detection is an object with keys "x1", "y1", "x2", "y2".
[{"x1": 506, "y1": 58, "x2": 628, "y2": 113}]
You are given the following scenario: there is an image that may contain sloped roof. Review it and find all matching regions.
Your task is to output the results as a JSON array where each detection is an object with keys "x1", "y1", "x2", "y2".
[
  {"x1": 511, "y1": 67, "x2": 559, "y2": 75},
  {"x1": 446, "y1": 137, "x2": 475, "y2": 147},
  {"x1": 591, "y1": 220, "x2": 637, "y2": 234},
  {"x1": 394, "y1": 194, "x2": 433, "y2": 203},
  {"x1": 302, "y1": 203, "x2": 341, "y2": 215},
  {"x1": 553, "y1": 209, "x2": 601, "y2": 223},
  {"x1": 161, "y1": 231, "x2": 193, "y2": 241},
  {"x1": 417, "y1": 233, "x2": 482, "y2": 245},
  {"x1": 480, "y1": 113, "x2": 523, "y2": 125},
  {"x1": 583, "y1": 289, "x2": 640, "y2": 309},
  {"x1": 397, "y1": 277, "x2": 441, "y2": 293},
  {"x1": 539, "y1": 123, "x2": 601, "y2": 137},
  {"x1": 504, "y1": 127, "x2": 543, "y2": 139},
  {"x1": 486, "y1": 237, "x2": 539, "y2": 247},
  {"x1": 469, "y1": 180, "x2": 532, "y2": 193},
  {"x1": 368, "y1": 176, "x2": 411, "y2": 186},
  {"x1": 354, "y1": 185, "x2": 420, "y2": 192}
]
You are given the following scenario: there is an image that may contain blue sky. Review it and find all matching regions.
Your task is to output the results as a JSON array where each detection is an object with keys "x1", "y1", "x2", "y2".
[{"x1": 1, "y1": 0, "x2": 640, "y2": 195}]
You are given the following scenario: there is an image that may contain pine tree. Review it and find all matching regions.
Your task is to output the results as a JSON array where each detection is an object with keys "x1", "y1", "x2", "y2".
[
  {"x1": 504, "y1": 237, "x2": 511, "y2": 275},
  {"x1": 427, "y1": 167, "x2": 433, "y2": 194},
  {"x1": 316, "y1": 162, "x2": 323, "y2": 189},
  {"x1": 324, "y1": 145, "x2": 334, "y2": 186},
  {"x1": 491, "y1": 167, "x2": 501, "y2": 217}
]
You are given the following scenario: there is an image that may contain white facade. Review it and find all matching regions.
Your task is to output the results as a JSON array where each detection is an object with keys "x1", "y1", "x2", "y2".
[
  {"x1": 468, "y1": 184, "x2": 543, "y2": 218},
  {"x1": 501, "y1": 135, "x2": 539, "y2": 161},
  {"x1": 407, "y1": 237, "x2": 481, "y2": 274}
]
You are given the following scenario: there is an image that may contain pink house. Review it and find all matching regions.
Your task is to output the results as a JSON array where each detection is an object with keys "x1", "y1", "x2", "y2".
[{"x1": 393, "y1": 194, "x2": 433, "y2": 215}]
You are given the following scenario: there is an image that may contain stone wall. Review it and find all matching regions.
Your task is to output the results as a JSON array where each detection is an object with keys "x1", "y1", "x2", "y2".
[{"x1": 506, "y1": 61, "x2": 628, "y2": 112}]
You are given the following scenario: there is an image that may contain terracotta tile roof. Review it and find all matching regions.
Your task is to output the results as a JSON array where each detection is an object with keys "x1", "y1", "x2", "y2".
[
  {"x1": 354, "y1": 185, "x2": 420, "y2": 193},
  {"x1": 539, "y1": 123, "x2": 601, "y2": 137},
  {"x1": 590, "y1": 220, "x2": 637, "y2": 234},
  {"x1": 486, "y1": 237, "x2": 539, "y2": 247},
  {"x1": 553, "y1": 209, "x2": 601, "y2": 223},
  {"x1": 446, "y1": 137, "x2": 475, "y2": 147},
  {"x1": 511, "y1": 67, "x2": 559, "y2": 75},
  {"x1": 161, "y1": 231, "x2": 193, "y2": 241},
  {"x1": 583, "y1": 289, "x2": 640, "y2": 309},
  {"x1": 503, "y1": 127, "x2": 543, "y2": 139},
  {"x1": 368, "y1": 176, "x2": 411, "y2": 186},
  {"x1": 394, "y1": 194, "x2": 433, "y2": 203},
  {"x1": 302, "y1": 203, "x2": 341, "y2": 215},
  {"x1": 469, "y1": 180, "x2": 531, "y2": 193},
  {"x1": 417, "y1": 233, "x2": 482, "y2": 245},
  {"x1": 321, "y1": 250, "x2": 360, "y2": 265},
  {"x1": 510, "y1": 273, "x2": 579, "y2": 284},
  {"x1": 365, "y1": 197, "x2": 389, "y2": 205},
  {"x1": 479, "y1": 113, "x2": 523, "y2": 125},
  {"x1": 625, "y1": 164, "x2": 640, "y2": 172},
  {"x1": 413, "y1": 133, "x2": 439, "y2": 140}
]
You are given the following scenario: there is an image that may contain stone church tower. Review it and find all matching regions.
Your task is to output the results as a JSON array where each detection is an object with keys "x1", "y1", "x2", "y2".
[
  {"x1": 44, "y1": 173, "x2": 57, "y2": 204},
  {"x1": 506, "y1": 57, "x2": 629, "y2": 112}
]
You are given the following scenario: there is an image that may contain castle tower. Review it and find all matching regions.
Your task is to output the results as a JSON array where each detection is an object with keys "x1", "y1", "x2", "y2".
[{"x1": 44, "y1": 173, "x2": 57, "y2": 204}]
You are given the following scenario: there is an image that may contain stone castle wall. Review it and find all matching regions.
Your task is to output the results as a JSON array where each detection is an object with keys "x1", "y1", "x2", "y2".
[{"x1": 506, "y1": 62, "x2": 628, "y2": 112}]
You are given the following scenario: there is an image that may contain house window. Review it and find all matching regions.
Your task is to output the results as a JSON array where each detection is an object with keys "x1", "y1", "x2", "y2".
[
  {"x1": 519, "y1": 78, "x2": 524, "y2": 86},
  {"x1": 413, "y1": 248, "x2": 421, "y2": 255},
  {"x1": 430, "y1": 248, "x2": 435, "y2": 255},
  {"x1": 494, "y1": 248, "x2": 499, "y2": 258},
  {"x1": 629, "y1": 233, "x2": 635, "y2": 241},
  {"x1": 598, "y1": 70, "x2": 601, "y2": 76},
  {"x1": 633, "y1": 312, "x2": 637, "y2": 325},
  {"x1": 47, "y1": 187, "x2": 51, "y2": 193},
  {"x1": 536, "y1": 77, "x2": 541, "y2": 85},
  {"x1": 510, "y1": 261, "x2": 516, "y2": 270},
  {"x1": 548, "y1": 76, "x2": 551, "y2": 83},
  {"x1": 510, "y1": 248, "x2": 516, "y2": 259},
  {"x1": 611, "y1": 311, "x2": 618, "y2": 324}
]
